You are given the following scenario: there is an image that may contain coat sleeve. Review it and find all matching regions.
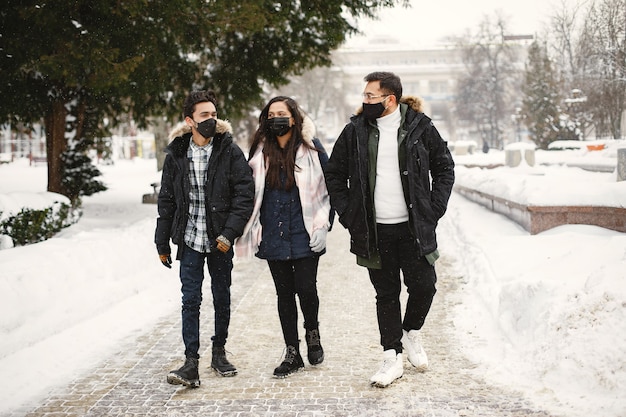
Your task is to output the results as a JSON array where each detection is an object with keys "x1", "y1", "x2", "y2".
[
  {"x1": 425, "y1": 121, "x2": 455, "y2": 219},
  {"x1": 154, "y1": 156, "x2": 176, "y2": 255},
  {"x1": 220, "y1": 144, "x2": 255, "y2": 243},
  {"x1": 324, "y1": 124, "x2": 352, "y2": 220}
]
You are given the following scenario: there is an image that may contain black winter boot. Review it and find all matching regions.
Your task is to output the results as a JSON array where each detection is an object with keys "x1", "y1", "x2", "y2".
[
  {"x1": 211, "y1": 346, "x2": 237, "y2": 377},
  {"x1": 273, "y1": 345, "x2": 305, "y2": 378},
  {"x1": 305, "y1": 328, "x2": 324, "y2": 365},
  {"x1": 167, "y1": 357, "x2": 200, "y2": 388}
]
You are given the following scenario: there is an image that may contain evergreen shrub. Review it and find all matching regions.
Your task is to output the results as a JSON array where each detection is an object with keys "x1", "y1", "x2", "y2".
[{"x1": 0, "y1": 202, "x2": 79, "y2": 247}]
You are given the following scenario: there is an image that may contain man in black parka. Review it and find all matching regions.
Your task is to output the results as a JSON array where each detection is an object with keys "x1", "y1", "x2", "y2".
[
  {"x1": 155, "y1": 90, "x2": 254, "y2": 387},
  {"x1": 325, "y1": 72, "x2": 455, "y2": 388}
]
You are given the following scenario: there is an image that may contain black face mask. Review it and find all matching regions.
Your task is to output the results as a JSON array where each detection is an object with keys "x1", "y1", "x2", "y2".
[
  {"x1": 266, "y1": 117, "x2": 291, "y2": 137},
  {"x1": 194, "y1": 118, "x2": 217, "y2": 139},
  {"x1": 362, "y1": 97, "x2": 389, "y2": 121}
]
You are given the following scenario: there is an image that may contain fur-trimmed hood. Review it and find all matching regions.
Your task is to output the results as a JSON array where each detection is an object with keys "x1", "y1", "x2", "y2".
[
  {"x1": 355, "y1": 95, "x2": 424, "y2": 115},
  {"x1": 167, "y1": 118, "x2": 233, "y2": 141},
  {"x1": 300, "y1": 115, "x2": 317, "y2": 145}
]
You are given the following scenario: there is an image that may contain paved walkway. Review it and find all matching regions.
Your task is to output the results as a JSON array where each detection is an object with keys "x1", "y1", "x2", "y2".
[{"x1": 13, "y1": 227, "x2": 559, "y2": 417}]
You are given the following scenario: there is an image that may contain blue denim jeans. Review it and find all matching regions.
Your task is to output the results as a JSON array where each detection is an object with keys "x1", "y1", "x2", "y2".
[
  {"x1": 367, "y1": 222, "x2": 437, "y2": 353},
  {"x1": 179, "y1": 244, "x2": 233, "y2": 359}
]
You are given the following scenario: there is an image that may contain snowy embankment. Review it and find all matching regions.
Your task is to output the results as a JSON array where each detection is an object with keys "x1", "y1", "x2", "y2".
[
  {"x1": 444, "y1": 145, "x2": 625, "y2": 417},
  {"x1": 0, "y1": 159, "x2": 179, "y2": 413},
  {"x1": 442, "y1": 193, "x2": 625, "y2": 417}
]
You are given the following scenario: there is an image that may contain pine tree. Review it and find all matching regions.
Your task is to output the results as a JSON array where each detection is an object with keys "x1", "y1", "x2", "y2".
[
  {"x1": 61, "y1": 138, "x2": 107, "y2": 208},
  {"x1": 521, "y1": 41, "x2": 577, "y2": 149},
  {"x1": 0, "y1": 0, "x2": 405, "y2": 201}
]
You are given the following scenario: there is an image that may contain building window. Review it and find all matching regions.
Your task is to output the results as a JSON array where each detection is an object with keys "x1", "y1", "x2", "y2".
[{"x1": 429, "y1": 81, "x2": 448, "y2": 94}]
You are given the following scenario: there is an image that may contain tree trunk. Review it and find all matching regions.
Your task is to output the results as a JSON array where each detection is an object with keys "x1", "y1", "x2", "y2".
[
  {"x1": 44, "y1": 100, "x2": 68, "y2": 196},
  {"x1": 75, "y1": 100, "x2": 86, "y2": 144}
]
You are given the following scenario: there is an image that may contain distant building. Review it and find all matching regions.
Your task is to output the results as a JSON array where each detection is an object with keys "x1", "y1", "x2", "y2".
[{"x1": 330, "y1": 35, "x2": 532, "y2": 144}]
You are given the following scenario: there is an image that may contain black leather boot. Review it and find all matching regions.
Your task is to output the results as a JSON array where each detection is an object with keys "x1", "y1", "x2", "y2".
[
  {"x1": 305, "y1": 328, "x2": 324, "y2": 365},
  {"x1": 167, "y1": 357, "x2": 200, "y2": 388},
  {"x1": 211, "y1": 346, "x2": 237, "y2": 377},
  {"x1": 273, "y1": 345, "x2": 305, "y2": 378}
]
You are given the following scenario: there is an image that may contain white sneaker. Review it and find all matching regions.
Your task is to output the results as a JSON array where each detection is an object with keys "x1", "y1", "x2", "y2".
[
  {"x1": 402, "y1": 329, "x2": 428, "y2": 371},
  {"x1": 370, "y1": 349, "x2": 403, "y2": 388}
]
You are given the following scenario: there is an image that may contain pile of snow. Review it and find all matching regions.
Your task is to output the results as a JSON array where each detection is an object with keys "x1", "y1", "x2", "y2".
[
  {"x1": 0, "y1": 192, "x2": 69, "y2": 222},
  {"x1": 0, "y1": 158, "x2": 179, "y2": 413},
  {"x1": 443, "y1": 194, "x2": 625, "y2": 417}
]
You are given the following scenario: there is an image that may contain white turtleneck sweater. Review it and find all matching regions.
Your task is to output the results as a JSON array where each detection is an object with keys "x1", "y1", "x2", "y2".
[{"x1": 374, "y1": 106, "x2": 409, "y2": 224}]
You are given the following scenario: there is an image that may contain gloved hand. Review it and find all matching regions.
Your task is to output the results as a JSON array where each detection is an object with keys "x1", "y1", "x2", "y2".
[
  {"x1": 159, "y1": 254, "x2": 172, "y2": 269},
  {"x1": 309, "y1": 228, "x2": 328, "y2": 253},
  {"x1": 216, "y1": 235, "x2": 231, "y2": 253}
]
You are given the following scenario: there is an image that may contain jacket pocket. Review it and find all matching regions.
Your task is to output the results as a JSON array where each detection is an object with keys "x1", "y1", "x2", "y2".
[
  {"x1": 338, "y1": 194, "x2": 361, "y2": 230},
  {"x1": 209, "y1": 201, "x2": 230, "y2": 234},
  {"x1": 171, "y1": 213, "x2": 182, "y2": 245},
  {"x1": 417, "y1": 197, "x2": 438, "y2": 222}
]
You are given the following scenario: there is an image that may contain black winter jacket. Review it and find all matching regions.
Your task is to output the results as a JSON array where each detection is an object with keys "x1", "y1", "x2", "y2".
[
  {"x1": 325, "y1": 96, "x2": 455, "y2": 261},
  {"x1": 155, "y1": 120, "x2": 254, "y2": 259}
]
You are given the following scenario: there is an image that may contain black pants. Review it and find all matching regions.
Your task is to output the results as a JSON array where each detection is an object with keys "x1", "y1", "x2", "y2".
[
  {"x1": 268, "y1": 256, "x2": 320, "y2": 347},
  {"x1": 367, "y1": 223, "x2": 437, "y2": 353}
]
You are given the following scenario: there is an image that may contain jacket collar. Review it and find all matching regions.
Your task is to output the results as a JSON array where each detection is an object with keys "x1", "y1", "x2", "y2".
[
  {"x1": 168, "y1": 118, "x2": 233, "y2": 140},
  {"x1": 354, "y1": 95, "x2": 424, "y2": 116}
]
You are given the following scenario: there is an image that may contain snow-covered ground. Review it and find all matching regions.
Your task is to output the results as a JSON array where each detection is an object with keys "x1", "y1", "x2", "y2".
[{"x1": 1, "y1": 144, "x2": 625, "y2": 416}]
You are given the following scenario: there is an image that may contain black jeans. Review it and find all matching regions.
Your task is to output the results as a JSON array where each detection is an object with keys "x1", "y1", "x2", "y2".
[
  {"x1": 367, "y1": 223, "x2": 437, "y2": 353},
  {"x1": 179, "y1": 244, "x2": 233, "y2": 359},
  {"x1": 268, "y1": 256, "x2": 320, "y2": 347}
]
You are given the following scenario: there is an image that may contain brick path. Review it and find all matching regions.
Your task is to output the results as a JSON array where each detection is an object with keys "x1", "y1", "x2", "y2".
[{"x1": 10, "y1": 227, "x2": 560, "y2": 417}]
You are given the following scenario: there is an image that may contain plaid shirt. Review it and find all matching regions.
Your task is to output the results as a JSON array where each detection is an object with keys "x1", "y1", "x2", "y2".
[{"x1": 184, "y1": 140, "x2": 213, "y2": 253}]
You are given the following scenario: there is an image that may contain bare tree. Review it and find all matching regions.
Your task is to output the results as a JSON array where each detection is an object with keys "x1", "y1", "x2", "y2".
[
  {"x1": 454, "y1": 13, "x2": 523, "y2": 151},
  {"x1": 549, "y1": 0, "x2": 592, "y2": 138},
  {"x1": 550, "y1": 0, "x2": 585, "y2": 84},
  {"x1": 577, "y1": 0, "x2": 626, "y2": 138},
  {"x1": 272, "y1": 65, "x2": 350, "y2": 142}
]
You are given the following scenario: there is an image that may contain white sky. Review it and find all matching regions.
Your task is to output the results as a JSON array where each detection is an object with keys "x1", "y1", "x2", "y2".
[{"x1": 346, "y1": 0, "x2": 570, "y2": 47}]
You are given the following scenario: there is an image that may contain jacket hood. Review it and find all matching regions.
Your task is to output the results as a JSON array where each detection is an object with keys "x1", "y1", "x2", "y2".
[
  {"x1": 168, "y1": 118, "x2": 233, "y2": 141},
  {"x1": 355, "y1": 95, "x2": 424, "y2": 115},
  {"x1": 301, "y1": 115, "x2": 316, "y2": 145}
]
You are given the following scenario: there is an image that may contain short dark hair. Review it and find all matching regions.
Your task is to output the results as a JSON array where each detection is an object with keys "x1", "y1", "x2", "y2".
[
  {"x1": 364, "y1": 72, "x2": 403, "y2": 101},
  {"x1": 183, "y1": 90, "x2": 218, "y2": 119}
]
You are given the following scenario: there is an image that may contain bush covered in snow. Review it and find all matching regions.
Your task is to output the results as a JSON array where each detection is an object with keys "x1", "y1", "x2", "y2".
[{"x1": 0, "y1": 202, "x2": 79, "y2": 248}]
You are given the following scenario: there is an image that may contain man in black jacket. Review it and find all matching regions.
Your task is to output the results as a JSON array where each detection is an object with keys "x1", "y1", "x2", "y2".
[
  {"x1": 325, "y1": 72, "x2": 455, "y2": 388},
  {"x1": 155, "y1": 90, "x2": 254, "y2": 387}
]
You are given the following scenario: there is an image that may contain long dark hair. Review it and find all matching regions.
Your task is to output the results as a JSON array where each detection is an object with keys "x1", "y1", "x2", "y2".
[{"x1": 249, "y1": 96, "x2": 315, "y2": 190}]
